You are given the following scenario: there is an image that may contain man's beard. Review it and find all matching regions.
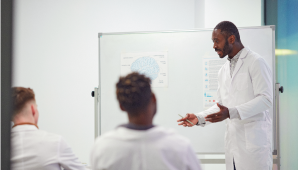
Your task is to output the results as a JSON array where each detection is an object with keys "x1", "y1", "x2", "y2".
[
  {"x1": 215, "y1": 38, "x2": 232, "y2": 58},
  {"x1": 221, "y1": 38, "x2": 232, "y2": 58}
]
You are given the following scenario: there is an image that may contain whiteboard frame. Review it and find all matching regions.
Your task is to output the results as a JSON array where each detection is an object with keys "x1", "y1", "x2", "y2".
[
  {"x1": 96, "y1": 26, "x2": 278, "y2": 156},
  {"x1": 99, "y1": 26, "x2": 274, "y2": 35}
]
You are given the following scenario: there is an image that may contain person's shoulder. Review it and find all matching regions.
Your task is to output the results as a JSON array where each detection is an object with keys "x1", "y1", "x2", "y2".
[
  {"x1": 14, "y1": 129, "x2": 65, "y2": 149},
  {"x1": 35, "y1": 129, "x2": 64, "y2": 143},
  {"x1": 245, "y1": 49, "x2": 264, "y2": 61},
  {"x1": 37, "y1": 129, "x2": 59, "y2": 136},
  {"x1": 150, "y1": 126, "x2": 191, "y2": 145},
  {"x1": 245, "y1": 50, "x2": 270, "y2": 67},
  {"x1": 242, "y1": 48, "x2": 268, "y2": 66},
  {"x1": 93, "y1": 128, "x2": 120, "y2": 144},
  {"x1": 148, "y1": 126, "x2": 195, "y2": 156},
  {"x1": 91, "y1": 128, "x2": 127, "y2": 156}
]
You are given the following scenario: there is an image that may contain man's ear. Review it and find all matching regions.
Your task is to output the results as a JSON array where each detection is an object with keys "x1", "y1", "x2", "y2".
[
  {"x1": 229, "y1": 35, "x2": 236, "y2": 44},
  {"x1": 151, "y1": 93, "x2": 156, "y2": 103},
  {"x1": 119, "y1": 104, "x2": 126, "y2": 111},
  {"x1": 31, "y1": 104, "x2": 36, "y2": 116}
]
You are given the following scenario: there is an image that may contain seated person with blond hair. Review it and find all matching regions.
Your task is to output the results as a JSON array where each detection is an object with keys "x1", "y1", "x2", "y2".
[
  {"x1": 90, "y1": 72, "x2": 202, "y2": 170},
  {"x1": 11, "y1": 87, "x2": 86, "y2": 170}
]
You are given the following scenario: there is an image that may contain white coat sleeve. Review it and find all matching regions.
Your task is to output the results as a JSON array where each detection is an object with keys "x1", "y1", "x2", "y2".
[
  {"x1": 235, "y1": 57, "x2": 273, "y2": 120},
  {"x1": 58, "y1": 137, "x2": 87, "y2": 170},
  {"x1": 185, "y1": 144, "x2": 202, "y2": 170}
]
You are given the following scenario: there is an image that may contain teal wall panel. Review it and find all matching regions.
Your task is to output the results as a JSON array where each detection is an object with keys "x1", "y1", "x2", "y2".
[{"x1": 276, "y1": 0, "x2": 298, "y2": 169}]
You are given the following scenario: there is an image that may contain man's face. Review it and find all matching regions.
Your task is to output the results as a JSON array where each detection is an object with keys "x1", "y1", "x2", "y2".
[{"x1": 212, "y1": 29, "x2": 232, "y2": 58}]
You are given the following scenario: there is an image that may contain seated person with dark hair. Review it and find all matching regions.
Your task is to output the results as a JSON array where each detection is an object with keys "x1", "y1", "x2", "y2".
[
  {"x1": 90, "y1": 72, "x2": 202, "y2": 170},
  {"x1": 11, "y1": 87, "x2": 86, "y2": 170}
]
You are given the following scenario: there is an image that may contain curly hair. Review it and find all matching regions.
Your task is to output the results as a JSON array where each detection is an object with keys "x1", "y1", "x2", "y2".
[
  {"x1": 116, "y1": 72, "x2": 152, "y2": 114},
  {"x1": 12, "y1": 87, "x2": 35, "y2": 117},
  {"x1": 214, "y1": 21, "x2": 241, "y2": 42}
]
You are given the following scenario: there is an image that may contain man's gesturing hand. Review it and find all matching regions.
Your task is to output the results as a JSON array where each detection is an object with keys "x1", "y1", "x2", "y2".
[
  {"x1": 177, "y1": 113, "x2": 198, "y2": 127},
  {"x1": 205, "y1": 103, "x2": 230, "y2": 123}
]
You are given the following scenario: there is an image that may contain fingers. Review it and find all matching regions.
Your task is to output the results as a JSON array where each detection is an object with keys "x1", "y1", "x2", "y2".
[
  {"x1": 217, "y1": 103, "x2": 228, "y2": 110},
  {"x1": 177, "y1": 118, "x2": 187, "y2": 122},
  {"x1": 205, "y1": 116, "x2": 222, "y2": 122},
  {"x1": 185, "y1": 113, "x2": 190, "y2": 119},
  {"x1": 177, "y1": 113, "x2": 190, "y2": 122},
  {"x1": 205, "y1": 112, "x2": 221, "y2": 119},
  {"x1": 178, "y1": 122, "x2": 187, "y2": 126},
  {"x1": 178, "y1": 122, "x2": 185, "y2": 125},
  {"x1": 207, "y1": 118, "x2": 224, "y2": 123},
  {"x1": 177, "y1": 118, "x2": 183, "y2": 122},
  {"x1": 205, "y1": 112, "x2": 223, "y2": 122},
  {"x1": 177, "y1": 113, "x2": 195, "y2": 127},
  {"x1": 178, "y1": 120, "x2": 194, "y2": 127},
  {"x1": 205, "y1": 113, "x2": 226, "y2": 122},
  {"x1": 177, "y1": 117, "x2": 186, "y2": 122},
  {"x1": 183, "y1": 123, "x2": 193, "y2": 127},
  {"x1": 217, "y1": 103, "x2": 223, "y2": 108},
  {"x1": 186, "y1": 121, "x2": 194, "y2": 127}
]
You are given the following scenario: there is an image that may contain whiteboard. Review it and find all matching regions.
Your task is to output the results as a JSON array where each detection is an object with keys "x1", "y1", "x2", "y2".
[{"x1": 98, "y1": 26, "x2": 275, "y2": 153}]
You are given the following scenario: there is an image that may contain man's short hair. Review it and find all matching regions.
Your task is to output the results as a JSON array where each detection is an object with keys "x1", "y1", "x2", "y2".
[
  {"x1": 214, "y1": 21, "x2": 241, "y2": 42},
  {"x1": 12, "y1": 87, "x2": 35, "y2": 117},
  {"x1": 116, "y1": 72, "x2": 152, "y2": 114}
]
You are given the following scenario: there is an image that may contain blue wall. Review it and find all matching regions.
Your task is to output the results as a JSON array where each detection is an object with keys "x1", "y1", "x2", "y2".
[{"x1": 277, "y1": 0, "x2": 298, "y2": 169}]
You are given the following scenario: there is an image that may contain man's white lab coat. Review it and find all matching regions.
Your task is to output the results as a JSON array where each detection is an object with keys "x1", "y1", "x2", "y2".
[
  {"x1": 11, "y1": 125, "x2": 86, "y2": 170},
  {"x1": 196, "y1": 48, "x2": 273, "y2": 170},
  {"x1": 90, "y1": 126, "x2": 202, "y2": 170}
]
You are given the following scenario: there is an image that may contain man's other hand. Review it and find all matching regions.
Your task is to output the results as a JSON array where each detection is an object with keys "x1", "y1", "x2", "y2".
[
  {"x1": 177, "y1": 113, "x2": 198, "y2": 127},
  {"x1": 205, "y1": 103, "x2": 230, "y2": 123}
]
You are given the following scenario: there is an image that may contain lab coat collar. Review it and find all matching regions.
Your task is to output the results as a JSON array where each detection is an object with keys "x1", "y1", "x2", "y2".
[
  {"x1": 115, "y1": 126, "x2": 176, "y2": 140},
  {"x1": 231, "y1": 47, "x2": 249, "y2": 79},
  {"x1": 11, "y1": 124, "x2": 39, "y2": 133},
  {"x1": 239, "y1": 47, "x2": 249, "y2": 59},
  {"x1": 119, "y1": 123, "x2": 155, "y2": 130}
]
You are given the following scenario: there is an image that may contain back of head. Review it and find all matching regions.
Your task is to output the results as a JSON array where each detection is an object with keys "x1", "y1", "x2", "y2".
[
  {"x1": 116, "y1": 72, "x2": 152, "y2": 115},
  {"x1": 214, "y1": 21, "x2": 241, "y2": 42},
  {"x1": 12, "y1": 87, "x2": 35, "y2": 118}
]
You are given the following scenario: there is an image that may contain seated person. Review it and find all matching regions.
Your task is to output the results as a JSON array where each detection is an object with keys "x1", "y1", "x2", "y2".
[
  {"x1": 11, "y1": 87, "x2": 86, "y2": 170},
  {"x1": 90, "y1": 72, "x2": 202, "y2": 170}
]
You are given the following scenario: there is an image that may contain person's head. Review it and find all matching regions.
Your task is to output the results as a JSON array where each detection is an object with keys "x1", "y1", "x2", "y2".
[
  {"x1": 12, "y1": 87, "x2": 39, "y2": 124},
  {"x1": 116, "y1": 72, "x2": 157, "y2": 118},
  {"x1": 212, "y1": 21, "x2": 242, "y2": 58}
]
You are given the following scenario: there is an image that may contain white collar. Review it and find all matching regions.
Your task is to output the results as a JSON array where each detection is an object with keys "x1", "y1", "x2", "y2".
[{"x1": 11, "y1": 124, "x2": 39, "y2": 133}]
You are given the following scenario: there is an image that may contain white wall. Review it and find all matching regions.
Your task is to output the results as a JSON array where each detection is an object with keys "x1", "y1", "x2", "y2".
[
  {"x1": 194, "y1": 0, "x2": 205, "y2": 28},
  {"x1": 12, "y1": 0, "x2": 262, "y2": 168},
  {"x1": 13, "y1": 0, "x2": 195, "y2": 164},
  {"x1": 204, "y1": 0, "x2": 262, "y2": 28}
]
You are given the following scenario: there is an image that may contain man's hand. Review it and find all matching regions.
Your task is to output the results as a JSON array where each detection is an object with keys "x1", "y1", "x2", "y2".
[
  {"x1": 205, "y1": 103, "x2": 230, "y2": 123},
  {"x1": 177, "y1": 113, "x2": 198, "y2": 127}
]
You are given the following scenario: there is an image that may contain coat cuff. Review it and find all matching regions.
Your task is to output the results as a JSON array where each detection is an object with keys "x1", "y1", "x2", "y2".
[
  {"x1": 195, "y1": 113, "x2": 206, "y2": 127},
  {"x1": 228, "y1": 107, "x2": 241, "y2": 120}
]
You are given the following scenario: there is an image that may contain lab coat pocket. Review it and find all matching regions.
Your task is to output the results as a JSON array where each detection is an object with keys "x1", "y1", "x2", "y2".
[
  {"x1": 236, "y1": 73, "x2": 249, "y2": 91},
  {"x1": 244, "y1": 121, "x2": 267, "y2": 152}
]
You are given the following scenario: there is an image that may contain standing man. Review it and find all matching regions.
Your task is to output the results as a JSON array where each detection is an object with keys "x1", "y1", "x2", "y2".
[
  {"x1": 11, "y1": 87, "x2": 87, "y2": 170},
  {"x1": 177, "y1": 21, "x2": 273, "y2": 170}
]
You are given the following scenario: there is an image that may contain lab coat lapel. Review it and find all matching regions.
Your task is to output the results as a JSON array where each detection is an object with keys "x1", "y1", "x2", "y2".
[
  {"x1": 225, "y1": 62, "x2": 232, "y2": 88},
  {"x1": 223, "y1": 62, "x2": 232, "y2": 106},
  {"x1": 231, "y1": 59, "x2": 243, "y2": 80},
  {"x1": 231, "y1": 48, "x2": 249, "y2": 81}
]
